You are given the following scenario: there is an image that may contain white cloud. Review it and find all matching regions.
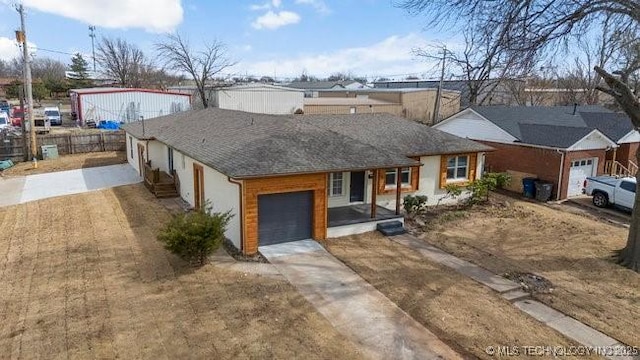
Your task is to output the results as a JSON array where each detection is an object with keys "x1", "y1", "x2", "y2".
[
  {"x1": 234, "y1": 34, "x2": 442, "y2": 79},
  {"x1": 0, "y1": 37, "x2": 38, "y2": 62},
  {"x1": 21, "y1": 0, "x2": 183, "y2": 33},
  {"x1": 251, "y1": 10, "x2": 301, "y2": 30},
  {"x1": 250, "y1": 0, "x2": 281, "y2": 11},
  {"x1": 295, "y1": 0, "x2": 330, "y2": 14}
]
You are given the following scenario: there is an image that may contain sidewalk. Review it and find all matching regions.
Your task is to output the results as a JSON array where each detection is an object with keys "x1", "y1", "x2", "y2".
[
  {"x1": 260, "y1": 239, "x2": 461, "y2": 360},
  {"x1": 390, "y1": 234, "x2": 635, "y2": 360}
]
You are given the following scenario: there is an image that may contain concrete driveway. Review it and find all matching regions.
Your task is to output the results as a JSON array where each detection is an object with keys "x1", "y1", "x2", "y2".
[
  {"x1": 260, "y1": 240, "x2": 460, "y2": 360},
  {"x1": 0, "y1": 164, "x2": 141, "y2": 207}
]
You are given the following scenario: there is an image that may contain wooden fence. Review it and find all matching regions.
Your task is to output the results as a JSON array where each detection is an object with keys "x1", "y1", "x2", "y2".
[{"x1": 0, "y1": 130, "x2": 126, "y2": 161}]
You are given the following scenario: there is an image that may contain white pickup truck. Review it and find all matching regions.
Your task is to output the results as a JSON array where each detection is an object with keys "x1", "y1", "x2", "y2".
[{"x1": 583, "y1": 175, "x2": 636, "y2": 210}]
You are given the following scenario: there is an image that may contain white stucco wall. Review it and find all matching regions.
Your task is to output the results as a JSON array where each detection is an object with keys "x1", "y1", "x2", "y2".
[
  {"x1": 171, "y1": 150, "x2": 242, "y2": 249},
  {"x1": 375, "y1": 154, "x2": 483, "y2": 209},
  {"x1": 125, "y1": 133, "x2": 145, "y2": 175},
  {"x1": 124, "y1": 134, "x2": 242, "y2": 249}
]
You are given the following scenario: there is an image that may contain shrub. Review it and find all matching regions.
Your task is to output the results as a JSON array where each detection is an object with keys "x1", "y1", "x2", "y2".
[
  {"x1": 437, "y1": 183, "x2": 464, "y2": 207},
  {"x1": 403, "y1": 194, "x2": 429, "y2": 215},
  {"x1": 157, "y1": 201, "x2": 233, "y2": 266},
  {"x1": 467, "y1": 172, "x2": 512, "y2": 204}
]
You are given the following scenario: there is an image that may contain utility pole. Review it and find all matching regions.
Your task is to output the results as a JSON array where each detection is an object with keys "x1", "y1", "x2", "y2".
[
  {"x1": 18, "y1": 87, "x2": 28, "y2": 161},
  {"x1": 432, "y1": 46, "x2": 447, "y2": 124},
  {"x1": 88, "y1": 25, "x2": 96, "y2": 72},
  {"x1": 16, "y1": 4, "x2": 36, "y2": 160}
]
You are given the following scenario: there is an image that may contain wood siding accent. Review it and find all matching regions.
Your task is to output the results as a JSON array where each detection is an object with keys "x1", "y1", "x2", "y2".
[
  {"x1": 242, "y1": 173, "x2": 327, "y2": 255},
  {"x1": 377, "y1": 158, "x2": 420, "y2": 195},
  {"x1": 193, "y1": 163, "x2": 204, "y2": 209},
  {"x1": 439, "y1": 153, "x2": 478, "y2": 189}
]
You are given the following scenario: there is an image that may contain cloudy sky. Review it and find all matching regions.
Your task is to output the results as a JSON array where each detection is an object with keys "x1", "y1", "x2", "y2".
[{"x1": 0, "y1": 0, "x2": 464, "y2": 80}]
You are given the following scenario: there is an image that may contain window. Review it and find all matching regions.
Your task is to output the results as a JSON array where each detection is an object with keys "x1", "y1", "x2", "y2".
[
  {"x1": 181, "y1": 154, "x2": 185, "y2": 169},
  {"x1": 167, "y1": 147, "x2": 174, "y2": 172},
  {"x1": 129, "y1": 136, "x2": 133, "y2": 158},
  {"x1": 385, "y1": 168, "x2": 411, "y2": 187},
  {"x1": 329, "y1": 172, "x2": 344, "y2": 196},
  {"x1": 350, "y1": 107, "x2": 356, "y2": 114},
  {"x1": 620, "y1": 181, "x2": 636, "y2": 193},
  {"x1": 446, "y1": 155, "x2": 469, "y2": 180}
]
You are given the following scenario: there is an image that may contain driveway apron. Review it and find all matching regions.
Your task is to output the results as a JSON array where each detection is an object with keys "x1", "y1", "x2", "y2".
[{"x1": 260, "y1": 240, "x2": 460, "y2": 360}]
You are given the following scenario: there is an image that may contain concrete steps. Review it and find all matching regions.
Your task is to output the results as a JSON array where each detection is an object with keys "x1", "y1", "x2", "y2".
[{"x1": 377, "y1": 220, "x2": 406, "y2": 236}]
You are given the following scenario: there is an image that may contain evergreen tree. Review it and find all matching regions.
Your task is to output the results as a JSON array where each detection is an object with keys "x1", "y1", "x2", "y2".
[{"x1": 69, "y1": 53, "x2": 89, "y2": 80}]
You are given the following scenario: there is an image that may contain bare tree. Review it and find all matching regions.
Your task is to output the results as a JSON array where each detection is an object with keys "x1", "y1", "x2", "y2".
[
  {"x1": 155, "y1": 34, "x2": 235, "y2": 108},
  {"x1": 415, "y1": 27, "x2": 537, "y2": 106},
  {"x1": 96, "y1": 37, "x2": 146, "y2": 87},
  {"x1": 399, "y1": 0, "x2": 640, "y2": 271},
  {"x1": 30, "y1": 57, "x2": 66, "y2": 80}
]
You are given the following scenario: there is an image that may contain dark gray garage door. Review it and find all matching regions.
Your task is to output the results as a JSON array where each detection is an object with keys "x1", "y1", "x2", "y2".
[{"x1": 258, "y1": 191, "x2": 313, "y2": 246}]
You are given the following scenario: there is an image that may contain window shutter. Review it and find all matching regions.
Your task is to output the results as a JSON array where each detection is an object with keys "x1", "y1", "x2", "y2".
[
  {"x1": 411, "y1": 157, "x2": 420, "y2": 190},
  {"x1": 469, "y1": 153, "x2": 478, "y2": 180},
  {"x1": 439, "y1": 155, "x2": 448, "y2": 189}
]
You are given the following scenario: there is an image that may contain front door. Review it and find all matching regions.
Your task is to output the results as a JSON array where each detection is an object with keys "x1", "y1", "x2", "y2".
[
  {"x1": 137, "y1": 143, "x2": 145, "y2": 176},
  {"x1": 193, "y1": 163, "x2": 204, "y2": 209},
  {"x1": 350, "y1": 171, "x2": 365, "y2": 202}
]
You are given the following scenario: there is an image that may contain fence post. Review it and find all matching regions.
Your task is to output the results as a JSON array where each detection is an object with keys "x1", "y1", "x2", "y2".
[{"x1": 100, "y1": 132, "x2": 106, "y2": 152}]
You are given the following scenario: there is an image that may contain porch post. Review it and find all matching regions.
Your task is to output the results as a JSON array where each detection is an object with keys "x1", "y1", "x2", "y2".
[
  {"x1": 371, "y1": 169, "x2": 377, "y2": 218},
  {"x1": 395, "y1": 167, "x2": 402, "y2": 215},
  {"x1": 612, "y1": 148, "x2": 618, "y2": 175}
]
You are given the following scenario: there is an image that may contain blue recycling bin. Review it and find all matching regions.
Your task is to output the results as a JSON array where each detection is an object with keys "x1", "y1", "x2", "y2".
[{"x1": 522, "y1": 177, "x2": 538, "y2": 198}]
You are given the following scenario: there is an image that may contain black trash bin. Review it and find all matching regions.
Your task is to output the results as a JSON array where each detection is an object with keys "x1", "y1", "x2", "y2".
[
  {"x1": 534, "y1": 181, "x2": 553, "y2": 202},
  {"x1": 522, "y1": 177, "x2": 537, "y2": 198}
]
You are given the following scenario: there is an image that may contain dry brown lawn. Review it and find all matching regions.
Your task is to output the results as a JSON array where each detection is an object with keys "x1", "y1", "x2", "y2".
[
  {"x1": 0, "y1": 184, "x2": 362, "y2": 359},
  {"x1": 2, "y1": 151, "x2": 127, "y2": 177},
  {"x1": 324, "y1": 233, "x2": 589, "y2": 360},
  {"x1": 412, "y1": 193, "x2": 640, "y2": 348}
]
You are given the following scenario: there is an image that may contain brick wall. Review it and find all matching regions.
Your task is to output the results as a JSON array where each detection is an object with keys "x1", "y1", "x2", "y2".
[
  {"x1": 616, "y1": 143, "x2": 640, "y2": 165},
  {"x1": 480, "y1": 141, "x2": 606, "y2": 199},
  {"x1": 480, "y1": 141, "x2": 562, "y2": 198}
]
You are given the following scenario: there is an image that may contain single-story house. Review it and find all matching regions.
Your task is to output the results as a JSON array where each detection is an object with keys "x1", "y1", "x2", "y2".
[
  {"x1": 433, "y1": 105, "x2": 637, "y2": 199},
  {"x1": 122, "y1": 108, "x2": 491, "y2": 255}
]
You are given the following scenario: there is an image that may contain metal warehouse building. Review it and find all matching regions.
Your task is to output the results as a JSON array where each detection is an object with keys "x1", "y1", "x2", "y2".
[
  {"x1": 70, "y1": 88, "x2": 192, "y2": 125},
  {"x1": 169, "y1": 84, "x2": 304, "y2": 114}
]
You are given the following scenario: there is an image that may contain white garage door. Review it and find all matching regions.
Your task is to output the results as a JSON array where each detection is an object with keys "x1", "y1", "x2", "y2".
[{"x1": 568, "y1": 158, "x2": 596, "y2": 197}]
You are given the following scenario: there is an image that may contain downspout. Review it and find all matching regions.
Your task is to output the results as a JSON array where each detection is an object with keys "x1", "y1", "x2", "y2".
[
  {"x1": 556, "y1": 149, "x2": 565, "y2": 201},
  {"x1": 227, "y1": 177, "x2": 244, "y2": 253}
]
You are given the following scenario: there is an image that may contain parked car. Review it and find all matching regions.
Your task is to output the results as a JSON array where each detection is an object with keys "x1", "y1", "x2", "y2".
[
  {"x1": 0, "y1": 112, "x2": 9, "y2": 129},
  {"x1": 44, "y1": 106, "x2": 62, "y2": 126},
  {"x1": 583, "y1": 175, "x2": 636, "y2": 210}
]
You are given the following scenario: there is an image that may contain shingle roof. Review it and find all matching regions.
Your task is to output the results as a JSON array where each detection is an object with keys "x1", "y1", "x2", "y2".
[
  {"x1": 122, "y1": 108, "x2": 490, "y2": 178},
  {"x1": 469, "y1": 105, "x2": 631, "y2": 147},
  {"x1": 299, "y1": 113, "x2": 492, "y2": 157}
]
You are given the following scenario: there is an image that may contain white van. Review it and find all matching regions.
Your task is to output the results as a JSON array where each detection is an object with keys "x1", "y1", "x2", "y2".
[{"x1": 44, "y1": 107, "x2": 62, "y2": 126}]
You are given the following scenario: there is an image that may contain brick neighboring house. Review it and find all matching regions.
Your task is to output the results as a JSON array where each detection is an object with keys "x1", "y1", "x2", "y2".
[{"x1": 433, "y1": 105, "x2": 637, "y2": 200}]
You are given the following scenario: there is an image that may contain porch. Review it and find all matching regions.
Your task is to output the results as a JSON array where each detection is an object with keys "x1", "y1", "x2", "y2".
[
  {"x1": 328, "y1": 204, "x2": 402, "y2": 227},
  {"x1": 143, "y1": 161, "x2": 180, "y2": 198},
  {"x1": 327, "y1": 204, "x2": 404, "y2": 238}
]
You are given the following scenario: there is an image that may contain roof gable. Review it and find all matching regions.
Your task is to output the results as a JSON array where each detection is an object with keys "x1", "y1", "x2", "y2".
[
  {"x1": 566, "y1": 129, "x2": 617, "y2": 151},
  {"x1": 434, "y1": 108, "x2": 518, "y2": 143}
]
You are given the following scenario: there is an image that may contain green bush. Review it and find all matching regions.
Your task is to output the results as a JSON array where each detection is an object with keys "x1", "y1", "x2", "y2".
[
  {"x1": 403, "y1": 194, "x2": 429, "y2": 215},
  {"x1": 437, "y1": 183, "x2": 464, "y2": 207},
  {"x1": 467, "y1": 172, "x2": 511, "y2": 204},
  {"x1": 157, "y1": 201, "x2": 233, "y2": 266}
]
